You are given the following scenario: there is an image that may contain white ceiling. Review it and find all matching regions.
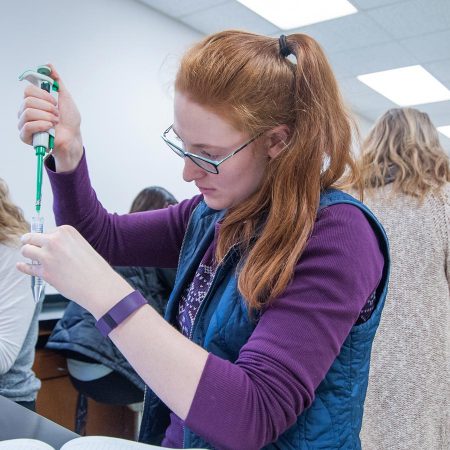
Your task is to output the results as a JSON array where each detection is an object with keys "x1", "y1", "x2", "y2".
[{"x1": 138, "y1": 0, "x2": 450, "y2": 150}]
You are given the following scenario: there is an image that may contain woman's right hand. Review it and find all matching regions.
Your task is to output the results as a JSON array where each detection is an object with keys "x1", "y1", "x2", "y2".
[{"x1": 18, "y1": 64, "x2": 84, "y2": 173}]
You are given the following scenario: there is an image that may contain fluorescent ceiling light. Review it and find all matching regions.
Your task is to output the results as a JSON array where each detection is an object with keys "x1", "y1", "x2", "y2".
[
  {"x1": 236, "y1": 0, "x2": 357, "y2": 29},
  {"x1": 438, "y1": 126, "x2": 450, "y2": 139},
  {"x1": 357, "y1": 65, "x2": 450, "y2": 106}
]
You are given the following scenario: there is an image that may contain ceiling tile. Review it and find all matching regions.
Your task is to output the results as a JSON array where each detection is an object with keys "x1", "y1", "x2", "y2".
[
  {"x1": 367, "y1": 0, "x2": 450, "y2": 39},
  {"x1": 137, "y1": 0, "x2": 230, "y2": 19},
  {"x1": 424, "y1": 59, "x2": 450, "y2": 84},
  {"x1": 356, "y1": 105, "x2": 390, "y2": 118},
  {"x1": 413, "y1": 100, "x2": 450, "y2": 122},
  {"x1": 439, "y1": 135, "x2": 450, "y2": 153},
  {"x1": 400, "y1": 29, "x2": 450, "y2": 63},
  {"x1": 350, "y1": 0, "x2": 406, "y2": 10},
  {"x1": 287, "y1": 13, "x2": 391, "y2": 54},
  {"x1": 328, "y1": 41, "x2": 417, "y2": 78},
  {"x1": 345, "y1": 89, "x2": 398, "y2": 114},
  {"x1": 181, "y1": 2, "x2": 280, "y2": 35},
  {"x1": 339, "y1": 77, "x2": 377, "y2": 96}
]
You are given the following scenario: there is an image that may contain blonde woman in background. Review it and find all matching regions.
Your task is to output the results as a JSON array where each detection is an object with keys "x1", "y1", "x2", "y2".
[
  {"x1": 0, "y1": 179, "x2": 41, "y2": 410},
  {"x1": 356, "y1": 108, "x2": 450, "y2": 450}
]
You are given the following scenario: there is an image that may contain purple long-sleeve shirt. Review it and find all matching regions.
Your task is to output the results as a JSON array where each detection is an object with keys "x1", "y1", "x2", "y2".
[{"x1": 46, "y1": 152, "x2": 383, "y2": 449}]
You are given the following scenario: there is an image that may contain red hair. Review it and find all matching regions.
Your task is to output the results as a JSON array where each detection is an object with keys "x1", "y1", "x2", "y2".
[{"x1": 176, "y1": 31, "x2": 359, "y2": 310}]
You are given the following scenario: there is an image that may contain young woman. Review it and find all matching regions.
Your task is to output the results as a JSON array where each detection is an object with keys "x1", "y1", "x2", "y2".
[
  {"x1": 17, "y1": 31, "x2": 389, "y2": 449},
  {"x1": 0, "y1": 179, "x2": 41, "y2": 411},
  {"x1": 355, "y1": 108, "x2": 450, "y2": 450}
]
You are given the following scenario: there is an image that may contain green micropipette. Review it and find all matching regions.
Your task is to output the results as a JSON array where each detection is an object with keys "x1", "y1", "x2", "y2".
[{"x1": 34, "y1": 68, "x2": 59, "y2": 215}]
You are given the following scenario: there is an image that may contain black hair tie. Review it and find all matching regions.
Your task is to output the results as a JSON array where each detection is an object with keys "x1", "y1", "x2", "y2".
[{"x1": 279, "y1": 34, "x2": 292, "y2": 57}]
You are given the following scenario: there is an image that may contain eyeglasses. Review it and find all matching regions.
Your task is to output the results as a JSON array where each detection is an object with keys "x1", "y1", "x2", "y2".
[{"x1": 161, "y1": 124, "x2": 261, "y2": 174}]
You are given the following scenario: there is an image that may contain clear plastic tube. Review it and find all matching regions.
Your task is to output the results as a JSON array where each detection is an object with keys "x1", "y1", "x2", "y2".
[{"x1": 31, "y1": 215, "x2": 45, "y2": 303}]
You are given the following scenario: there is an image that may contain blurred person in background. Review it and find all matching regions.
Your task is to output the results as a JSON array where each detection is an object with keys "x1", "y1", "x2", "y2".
[
  {"x1": 0, "y1": 178, "x2": 40, "y2": 410},
  {"x1": 355, "y1": 108, "x2": 450, "y2": 450}
]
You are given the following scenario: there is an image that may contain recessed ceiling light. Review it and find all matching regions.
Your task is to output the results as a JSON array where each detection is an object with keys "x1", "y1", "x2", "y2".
[
  {"x1": 438, "y1": 126, "x2": 450, "y2": 139},
  {"x1": 357, "y1": 65, "x2": 450, "y2": 106},
  {"x1": 236, "y1": 0, "x2": 357, "y2": 30}
]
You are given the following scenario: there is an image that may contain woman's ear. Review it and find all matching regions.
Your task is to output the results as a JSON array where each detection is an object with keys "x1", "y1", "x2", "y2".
[{"x1": 266, "y1": 125, "x2": 290, "y2": 159}]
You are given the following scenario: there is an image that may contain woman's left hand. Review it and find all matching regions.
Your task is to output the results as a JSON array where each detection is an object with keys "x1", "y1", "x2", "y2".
[{"x1": 17, "y1": 225, "x2": 133, "y2": 318}]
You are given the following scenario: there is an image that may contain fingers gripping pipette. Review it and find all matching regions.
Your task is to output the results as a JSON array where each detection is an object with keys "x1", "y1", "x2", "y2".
[{"x1": 19, "y1": 66, "x2": 59, "y2": 302}]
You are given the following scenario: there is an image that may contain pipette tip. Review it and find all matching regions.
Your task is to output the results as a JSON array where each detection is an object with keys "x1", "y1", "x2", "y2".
[{"x1": 32, "y1": 282, "x2": 44, "y2": 303}]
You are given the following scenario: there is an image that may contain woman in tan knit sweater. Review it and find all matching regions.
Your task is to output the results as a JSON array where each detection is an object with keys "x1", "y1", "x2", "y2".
[{"x1": 356, "y1": 108, "x2": 450, "y2": 449}]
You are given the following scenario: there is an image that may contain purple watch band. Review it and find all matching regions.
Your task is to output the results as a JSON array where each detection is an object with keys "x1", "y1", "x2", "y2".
[{"x1": 95, "y1": 290, "x2": 147, "y2": 337}]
